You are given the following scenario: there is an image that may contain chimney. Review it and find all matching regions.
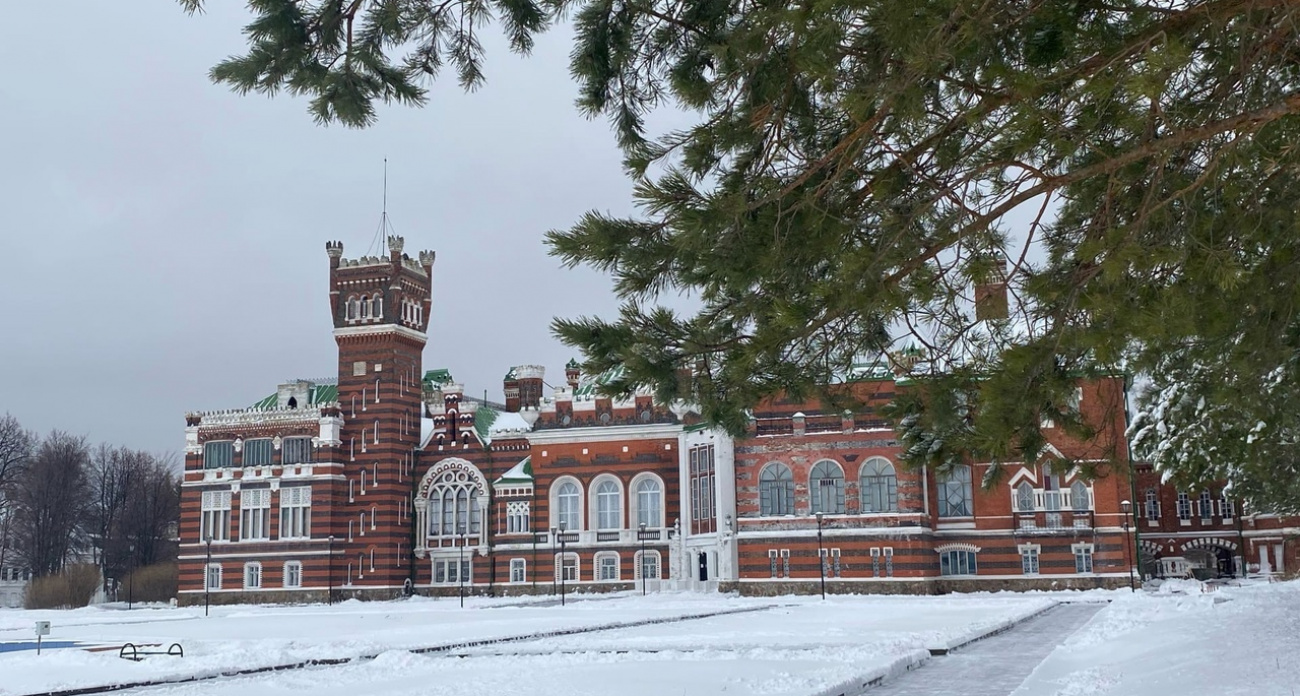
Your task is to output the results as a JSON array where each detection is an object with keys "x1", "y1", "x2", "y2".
[{"x1": 973, "y1": 254, "x2": 1009, "y2": 322}]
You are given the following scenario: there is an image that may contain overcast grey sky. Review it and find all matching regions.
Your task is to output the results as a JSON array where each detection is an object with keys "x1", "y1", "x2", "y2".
[{"x1": 0, "y1": 3, "x2": 671, "y2": 454}]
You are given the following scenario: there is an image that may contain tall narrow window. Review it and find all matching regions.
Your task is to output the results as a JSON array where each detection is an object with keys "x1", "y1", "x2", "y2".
[
  {"x1": 555, "y1": 481, "x2": 581, "y2": 531},
  {"x1": 1177, "y1": 492, "x2": 1193, "y2": 520},
  {"x1": 201, "y1": 490, "x2": 231, "y2": 542},
  {"x1": 243, "y1": 562, "x2": 262, "y2": 589},
  {"x1": 240, "y1": 489, "x2": 271, "y2": 540},
  {"x1": 810, "y1": 460, "x2": 845, "y2": 514},
  {"x1": 506, "y1": 501, "x2": 530, "y2": 534},
  {"x1": 635, "y1": 550, "x2": 660, "y2": 580},
  {"x1": 939, "y1": 465, "x2": 973, "y2": 517},
  {"x1": 1015, "y1": 481, "x2": 1035, "y2": 512},
  {"x1": 283, "y1": 561, "x2": 302, "y2": 588},
  {"x1": 1199, "y1": 490, "x2": 1214, "y2": 521},
  {"x1": 509, "y1": 558, "x2": 526, "y2": 583},
  {"x1": 1020, "y1": 546, "x2": 1040, "y2": 575},
  {"x1": 1074, "y1": 544, "x2": 1094, "y2": 573},
  {"x1": 759, "y1": 463, "x2": 794, "y2": 516},
  {"x1": 280, "y1": 486, "x2": 311, "y2": 539},
  {"x1": 205, "y1": 563, "x2": 222, "y2": 590},
  {"x1": 1071, "y1": 481, "x2": 1090, "y2": 511},
  {"x1": 859, "y1": 457, "x2": 898, "y2": 513},
  {"x1": 595, "y1": 479, "x2": 621, "y2": 530},
  {"x1": 635, "y1": 477, "x2": 662, "y2": 527},
  {"x1": 1145, "y1": 488, "x2": 1160, "y2": 520}
]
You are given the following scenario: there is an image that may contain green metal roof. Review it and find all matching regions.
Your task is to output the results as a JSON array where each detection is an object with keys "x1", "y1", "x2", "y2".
[
  {"x1": 494, "y1": 456, "x2": 533, "y2": 484},
  {"x1": 573, "y1": 365, "x2": 627, "y2": 397},
  {"x1": 565, "y1": 358, "x2": 581, "y2": 369},
  {"x1": 250, "y1": 381, "x2": 339, "y2": 410},
  {"x1": 474, "y1": 402, "x2": 499, "y2": 443},
  {"x1": 423, "y1": 368, "x2": 454, "y2": 391}
]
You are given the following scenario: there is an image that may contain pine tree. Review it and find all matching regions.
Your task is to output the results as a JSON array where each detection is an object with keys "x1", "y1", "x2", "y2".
[{"x1": 183, "y1": 0, "x2": 1300, "y2": 502}]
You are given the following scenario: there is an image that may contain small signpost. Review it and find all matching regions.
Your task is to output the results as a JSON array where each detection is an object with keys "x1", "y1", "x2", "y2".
[{"x1": 34, "y1": 621, "x2": 50, "y2": 655}]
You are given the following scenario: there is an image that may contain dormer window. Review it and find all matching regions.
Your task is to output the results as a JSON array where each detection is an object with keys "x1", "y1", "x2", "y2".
[{"x1": 287, "y1": 396, "x2": 298, "y2": 409}]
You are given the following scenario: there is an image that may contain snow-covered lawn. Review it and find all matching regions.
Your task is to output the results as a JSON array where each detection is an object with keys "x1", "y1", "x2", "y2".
[
  {"x1": 0, "y1": 592, "x2": 1054, "y2": 696},
  {"x1": 1015, "y1": 580, "x2": 1300, "y2": 696}
]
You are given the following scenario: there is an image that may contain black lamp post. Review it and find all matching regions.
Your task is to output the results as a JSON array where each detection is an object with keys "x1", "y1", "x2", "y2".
[
  {"x1": 127, "y1": 543, "x2": 135, "y2": 610},
  {"x1": 558, "y1": 520, "x2": 568, "y2": 607},
  {"x1": 458, "y1": 533, "x2": 466, "y2": 609},
  {"x1": 327, "y1": 535, "x2": 335, "y2": 605},
  {"x1": 1121, "y1": 500, "x2": 1135, "y2": 592},
  {"x1": 815, "y1": 511, "x2": 826, "y2": 600},
  {"x1": 638, "y1": 522, "x2": 647, "y2": 596},
  {"x1": 204, "y1": 535, "x2": 213, "y2": 618}
]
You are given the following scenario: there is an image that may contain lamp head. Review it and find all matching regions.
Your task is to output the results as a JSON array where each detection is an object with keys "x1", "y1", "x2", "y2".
[{"x1": 1121, "y1": 499, "x2": 1132, "y2": 514}]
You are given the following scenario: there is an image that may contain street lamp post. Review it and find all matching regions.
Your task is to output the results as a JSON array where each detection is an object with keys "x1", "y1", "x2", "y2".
[
  {"x1": 638, "y1": 522, "x2": 647, "y2": 596},
  {"x1": 127, "y1": 543, "x2": 135, "y2": 611},
  {"x1": 1121, "y1": 500, "x2": 1135, "y2": 592},
  {"x1": 204, "y1": 536, "x2": 212, "y2": 618},
  {"x1": 815, "y1": 512, "x2": 826, "y2": 600},
  {"x1": 558, "y1": 521, "x2": 568, "y2": 607},
  {"x1": 327, "y1": 535, "x2": 335, "y2": 606},
  {"x1": 458, "y1": 533, "x2": 466, "y2": 609}
]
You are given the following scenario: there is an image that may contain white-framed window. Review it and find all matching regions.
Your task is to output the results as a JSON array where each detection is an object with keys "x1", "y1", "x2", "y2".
[
  {"x1": 283, "y1": 561, "x2": 302, "y2": 588},
  {"x1": 1176, "y1": 492, "x2": 1193, "y2": 521},
  {"x1": 1070, "y1": 480, "x2": 1090, "y2": 511},
  {"x1": 780, "y1": 548, "x2": 791, "y2": 578},
  {"x1": 939, "y1": 465, "x2": 973, "y2": 517},
  {"x1": 553, "y1": 478, "x2": 582, "y2": 531},
  {"x1": 205, "y1": 563, "x2": 222, "y2": 590},
  {"x1": 1015, "y1": 481, "x2": 1035, "y2": 512},
  {"x1": 505, "y1": 501, "x2": 530, "y2": 534},
  {"x1": 243, "y1": 562, "x2": 262, "y2": 589},
  {"x1": 204, "y1": 441, "x2": 234, "y2": 469},
  {"x1": 871, "y1": 547, "x2": 881, "y2": 577},
  {"x1": 634, "y1": 550, "x2": 660, "y2": 580},
  {"x1": 1145, "y1": 488, "x2": 1160, "y2": 520},
  {"x1": 632, "y1": 475, "x2": 663, "y2": 527},
  {"x1": 760, "y1": 463, "x2": 795, "y2": 516},
  {"x1": 830, "y1": 548, "x2": 842, "y2": 577},
  {"x1": 689, "y1": 444, "x2": 716, "y2": 521},
  {"x1": 240, "y1": 488, "x2": 271, "y2": 541},
  {"x1": 243, "y1": 438, "x2": 273, "y2": 467},
  {"x1": 283, "y1": 437, "x2": 314, "y2": 464},
  {"x1": 939, "y1": 548, "x2": 977, "y2": 576},
  {"x1": 883, "y1": 547, "x2": 894, "y2": 577},
  {"x1": 280, "y1": 486, "x2": 311, "y2": 539},
  {"x1": 1219, "y1": 495, "x2": 1234, "y2": 519},
  {"x1": 200, "y1": 490, "x2": 231, "y2": 542},
  {"x1": 859, "y1": 457, "x2": 898, "y2": 513},
  {"x1": 768, "y1": 549, "x2": 779, "y2": 578},
  {"x1": 1019, "y1": 544, "x2": 1040, "y2": 575},
  {"x1": 433, "y1": 558, "x2": 471, "y2": 584},
  {"x1": 596, "y1": 552, "x2": 620, "y2": 581},
  {"x1": 594, "y1": 477, "x2": 622, "y2": 530},
  {"x1": 556, "y1": 552, "x2": 579, "y2": 582},
  {"x1": 427, "y1": 469, "x2": 484, "y2": 538},
  {"x1": 810, "y1": 460, "x2": 845, "y2": 514},
  {"x1": 509, "y1": 558, "x2": 526, "y2": 583},
  {"x1": 1199, "y1": 490, "x2": 1214, "y2": 521},
  {"x1": 1073, "y1": 543, "x2": 1094, "y2": 573}
]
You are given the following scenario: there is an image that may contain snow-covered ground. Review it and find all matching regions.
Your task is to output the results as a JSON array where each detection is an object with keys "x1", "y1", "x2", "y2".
[
  {"x1": 0, "y1": 592, "x2": 1053, "y2": 696},
  {"x1": 1015, "y1": 580, "x2": 1300, "y2": 696}
]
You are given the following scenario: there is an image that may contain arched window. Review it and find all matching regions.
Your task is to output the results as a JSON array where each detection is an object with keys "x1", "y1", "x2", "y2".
[
  {"x1": 555, "y1": 480, "x2": 581, "y2": 531},
  {"x1": 595, "y1": 478, "x2": 621, "y2": 530},
  {"x1": 1071, "y1": 480, "x2": 1090, "y2": 511},
  {"x1": 373, "y1": 294, "x2": 383, "y2": 318},
  {"x1": 347, "y1": 297, "x2": 359, "y2": 320},
  {"x1": 810, "y1": 460, "x2": 845, "y2": 514},
  {"x1": 363, "y1": 297, "x2": 373, "y2": 318},
  {"x1": 426, "y1": 469, "x2": 483, "y2": 538},
  {"x1": 759, "y1": 463, "x2": 794, "y2": 516},
  {"x1": 1016, "y1": 481, "x2": 1035, "y2": 512},
  {"x1": 635, "y1": 477, "x2": 662, "y2": 527},
  {"x1": 859, "y1": 458, "x2": 897, "y2": 513},
  {"x1": 939, "y1": 465, "x2": 973, "y2": 517}
]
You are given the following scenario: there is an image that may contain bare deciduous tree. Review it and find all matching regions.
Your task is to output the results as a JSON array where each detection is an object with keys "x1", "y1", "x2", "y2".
[
  {"x1": 11, "y1": 432, "x2": 91, "y2": 577},
  {"x1": 0, "y1": 414, "x2": 35, "y2": 575}
]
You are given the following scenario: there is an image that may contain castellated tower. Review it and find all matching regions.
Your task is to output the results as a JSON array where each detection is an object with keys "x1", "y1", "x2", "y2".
[{"x1": 327, "y1": 237, "x2": 434, "y2": 592}]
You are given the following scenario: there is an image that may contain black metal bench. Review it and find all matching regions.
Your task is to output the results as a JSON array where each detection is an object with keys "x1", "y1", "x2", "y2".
[{"x1": 118, "y1": 642, "x2": 184, "y2": 661}]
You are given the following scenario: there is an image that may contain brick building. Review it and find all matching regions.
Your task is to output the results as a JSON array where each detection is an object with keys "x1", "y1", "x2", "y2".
[{"x1": 176, "y1": 237, "x2": 1296, "y2": 604}]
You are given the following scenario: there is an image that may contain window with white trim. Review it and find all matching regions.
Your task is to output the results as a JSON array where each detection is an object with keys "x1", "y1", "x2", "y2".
[
  {"x1": 1073, "y1": 544, "x2": 1094, "y2": 573},
  {"x1": 595, "y1": 478, "x2": 621, "y2": 530},
  {"x1": 505, "y1": 501, "x2": 530, "y2": 534},
  {"x1": 939, "y1": 466, "x2": 973, "y2": 517},
  {"x1": 283, "y1": 561, "x2": 302, "y2": 588},
  {"x1": 1145, "y1": 488, "x2": 1160, "y2": 520},
  {"x1": 634, "y1": 476, "x2": 662, "y2": 527},
  {"x1": 556, "y1": 552, "x2": 579, "y2": 581},
  {"x1": 810, "y1": 460, "x2": 846, "y2": 514},
  {"x1": 243, "y1": 562, "x2": 262, "y2": 589},
  {"x1": 859, "y1": 458, "x2": 898, "y2": 513},
  {"x1": 830, "y1": 548, "x2": 842, "y2": 578},
  {"x1": 760, "y1": 463, "x2": 795, "y2": 516},
  {"x1": 280, "y1": 486, "x2": 311, "y2": 539},
  {"x1": 939, "y1": 549, "x2": 977, "y2": 576},
  {"x1": 433, "y1": 558, "x2": 471, "y2": 584},
  {"x1": 204, "y1": 441, "x2": 234, "y2": 469},
  {"x1": 201, "y1": 490, "x2": 231, "y2": 542},
  {"x1": 427, "y1": 469, "x2": 483, "y2": 538},
  {"x1": 240, "y1": 488, "x2": 271, "y2": 540},
  {"x1": 1070, "y1": 480, "x2": 1090, "y2": 511},
  {"x1": 1015, "y1": 481, "x2": 1035, "y2": 512},
  {"x1": 205, "y1": 563, "x2": 222, "y2": 590},
  {"x1": 1219, "y1": 495, "x2": 1234, "y2": 518},
  {"x1": 554, "y1": 480, "x2": 581, "y2": 531},
  {"x1": 283, "y1": 437, "x2": 314, "y2": 464},
  {"x1": 509, "y1": 558, "x2": 526, "y2": 583},
  {"x1": 780, "y1": 549, "x2": 791, "y2": 578},
  {"x1": 1020, "y1": 545, "x2": 1040, "y2": 575},
  {"x1": 883, "y1": 547, "x2": 894, "y2": 577},
  {"x1": 634, "y1": 550, "x2": 660, "y2": 580},
  {"x1": 1199, "y1": 490, "x2": 1213, "y2": 521},
  {"x1": 243, "y1": 438, "x2": 273, "y2": 467},
  {"x1": 871, "y1": 547, "x2": 881, "y2": 577},
  {"x1": 1176, "y1": 492, "x2": 1193, "y2": 521},
  {"x1": 768, "y1": 549, "x2": 779, "y2": 578},
  {"x1": 596, "y1": 552, "x2": 620, "y2": 581}
]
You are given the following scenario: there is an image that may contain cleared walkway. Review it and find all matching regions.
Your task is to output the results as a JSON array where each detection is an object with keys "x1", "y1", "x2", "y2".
[{"x1": 860, "y1": 603, "x2": 1103, "y2": 696}]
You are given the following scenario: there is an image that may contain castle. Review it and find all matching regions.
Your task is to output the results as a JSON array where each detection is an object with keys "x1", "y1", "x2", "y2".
[{"x1": 176, "y1": 236, "x2": 1296, "y2": 603}]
